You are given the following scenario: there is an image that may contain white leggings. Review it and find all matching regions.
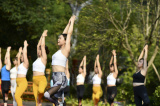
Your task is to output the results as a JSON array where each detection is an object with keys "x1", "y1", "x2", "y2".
[{"x1": 10, "y1": 79, "x2": 17, "y2": 106}]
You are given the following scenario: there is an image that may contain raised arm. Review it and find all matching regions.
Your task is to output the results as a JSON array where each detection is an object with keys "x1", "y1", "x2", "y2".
[
  {"x1": 83, "y1": 56, "x2": 86, "y2": 77},
  {"x1": 96, "y1": 55, "x2": 102, "y2": 78},
  {"x1": 17, "y1": 47, "x2": 22, "y2": 66},
  {"x1": 5, "y1": 47, "x2": 11, "y2": 70},
  {"x1": 63, "y1": 17, "x2": 71, "y2": 34},
  {"x1": 94, "y1": 58, "x2": 97, "y2": 71},
  {"x1": 65, "y1": 15, "x2": 76, "y2": 52},
  {"x1": 143, "y1": 45, "x2": 148, "y2": 70},
  {"x1": 41, "y1": 30, "x2": 48, "y2": 65},
  {"x1": 0, "y1": 48, "x2": 2, "y2": 70},
  {"x1": 110, "y1": 55, "x2": 113, "y2": 66},
  {"x1": 23, "y1": 40, "x2": 29, "y2": 69},
  {"x1": 37, "y1": 36, "x2": 43, "y2": 56},
  {"x1": 138, "y1": 47, "x2": 145, "y2": 62},
  {"x1": 112, "y1": 50, "x2": 118, "y2": 78},
  {"x1": 65, "y1": 60, "x2": 70, "y2": 78}
]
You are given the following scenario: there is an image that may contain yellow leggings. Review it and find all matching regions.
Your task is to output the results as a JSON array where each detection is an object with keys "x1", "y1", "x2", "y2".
[
  {"x1": 15, "y1": 78, "x2": 28, "y2": 106},
  {"x1": 92, "y1": 86, "x2": 103, "y2": 105},
  {"x1": 33, "y1": 75, "x2": 47, "y2": 106}
]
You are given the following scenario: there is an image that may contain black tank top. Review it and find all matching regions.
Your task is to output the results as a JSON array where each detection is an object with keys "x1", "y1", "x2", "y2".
[{"x1": 133, "y1": 71, "x2": 145, "y2": 83}]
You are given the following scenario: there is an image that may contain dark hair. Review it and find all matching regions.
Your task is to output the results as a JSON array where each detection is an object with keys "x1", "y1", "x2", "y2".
[
  {"x1": 110, "y1": 63, "x2": 114, "y2": 67},
  {"x1": 45, "y1": 45, "x2": 49, "y2": 55},
  {"x1": 139, "y1": 58, "x2": 148, "y2": 66},
  {"x1": 13, "y1": 57, "x2": 18, "y2": 61},
  {"x1": 60, "y1": 34, "x2": 67, "y2": 40},
  {"x1": 39, "y1": 45, "x2": 49, "y2": 55}
]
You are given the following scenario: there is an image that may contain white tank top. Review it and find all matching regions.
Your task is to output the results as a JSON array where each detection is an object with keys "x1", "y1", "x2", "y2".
[
  {"x1": 33, "y1": 58, "x2": 46, "y2": 72},
  {"x1": 92, "y1": 74, "x2": 101, "y2": 84},
  {"x1": 107, "y1": 73, "x2": 116, "y2": 85},
  {"x1": 17, "y1": 63, "x2": 28, "y2": 75},
  {"x1": 52, "y1": 50, "x2": 67, "y2": 67},
  {"x1": 76, "y1": 74, "x2": 85, "y2": 83},
  {"x1": 10, "y1": 67, "x2": 18, "y2": 78}
]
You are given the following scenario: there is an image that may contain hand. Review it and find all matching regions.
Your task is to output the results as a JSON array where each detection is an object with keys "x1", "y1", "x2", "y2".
[
  {"x1": 19, "y1": 47, "x2": 22, "y2": 52},
  {"x1": 112, "y1": 50, "x2": 116, "y2": 56},
  {"x1": 97, "y1": 54, "x2": 99, "y2": 59},
  {"x1": 42, "y1": 30, "x2": 48, "y2": 37},
  {"x1": 24, "y1": 40, "x2": 28, "y2": 47},
  {"x1": 144, "y1": 45, "x2": 148, "y2": 50},
  {"x1": 70, "y1": 15, "x2": 76, "y2": 23},
  {"x1": 7, "y1": 46, "x2": 11, "y2": 52},
  {"x1": 84, "y1": 55, "x2": 86, "y2": 60}
]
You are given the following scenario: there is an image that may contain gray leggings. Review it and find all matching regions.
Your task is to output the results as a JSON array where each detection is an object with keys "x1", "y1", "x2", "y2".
[
  {"x1": 44, "y1": 72, "x2": 67, "y2": 105},
  {"x1": 10, "y1": 80, "x2": 17, "y2": 106}
]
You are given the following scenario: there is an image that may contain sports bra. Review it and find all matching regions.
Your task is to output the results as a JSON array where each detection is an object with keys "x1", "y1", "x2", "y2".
[
  {"x1": 33, "y1": 58, "x2": 46, "y2": 72},
  {"x1": 1, "y1": 65, "x2": 10, "y2": 81},
  {"x1": 10, "y1": 67, "x2": 18, "y2": 78},
  {"x1": 52, "y1": 50, "x2": 67, "y2": 67},
  {"x1": 17, "y1": 63, "x2": 28, "y2": 75},
  {"x1": 92, "y1": 74, "x2": 101, "y2": 84},
  {"x1": 133, "y1": 71, "x2": 145, "y2": 83},
  {"x1": 107, "y1": 73, "x2": 116, "y2": 85},
  {"x1": 76, "y1": 74, "x2": 85, "y2": 83}
]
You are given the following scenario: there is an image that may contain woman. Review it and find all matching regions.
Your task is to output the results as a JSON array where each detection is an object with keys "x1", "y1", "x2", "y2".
[
  {"x1": 133, "y1": 45, "x2": 150, "y2": 106},
  {"x1": 107, "y1": 50, "x2": 118, "y2": 106},
  {"x1": 33, "y1": 30, "x2": 49, "y2": 106},
  {"x1": 76, "y1": 56, "x2": 86, "y2": 106},
  {"x1": 92, "y1": 54, "x2": 103, "y2": 106},
  {"x1": 44, "y1": 15, "x2": 76, "y2": 106},
  {"x1": 15, "y1": 40, "x2": 29, "y2": 106},
  {"x1": 1, "y1": 47, "x2": 11, "y2": 106},
  {"x1": 10, "y1": 47, "x2": 22, "y2": 106}
]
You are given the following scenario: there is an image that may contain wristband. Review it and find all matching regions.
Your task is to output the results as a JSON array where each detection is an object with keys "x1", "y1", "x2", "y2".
[{"x1": 114, "y1": 56, "x2": 116, "y2": 57}]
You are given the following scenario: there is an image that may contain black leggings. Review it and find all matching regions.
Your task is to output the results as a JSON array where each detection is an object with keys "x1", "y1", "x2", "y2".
[
  {"x1": 1, "y1": 81, "x2": 10, "y2": 103},
  {"x1": 77, "y1": 85, "x2": 85, "y2": 102},
  {"x1": 107, "y1": 86, "x2": 117, "y2": 104},
  {"x1": 133, "y1": 85, "x2": 150, "y2": 106}
]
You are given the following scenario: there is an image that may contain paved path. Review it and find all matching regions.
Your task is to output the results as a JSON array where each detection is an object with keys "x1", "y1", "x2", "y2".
[{"x1": 0, "y1": 99, "x2": 53, "y2": 106}]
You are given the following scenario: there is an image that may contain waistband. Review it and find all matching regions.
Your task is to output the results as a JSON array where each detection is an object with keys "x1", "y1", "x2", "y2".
[
  {"x1": 33, "y1": 75, "x2": 45, "y2": 78},
  {"x1": 133, "y1": 85, "x2": 145, "y2": 88}
]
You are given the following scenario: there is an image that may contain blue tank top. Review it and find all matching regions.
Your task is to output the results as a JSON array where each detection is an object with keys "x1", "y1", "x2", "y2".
[{"x1": 1, "y1": 65, "x2": 10, "y2": 81}]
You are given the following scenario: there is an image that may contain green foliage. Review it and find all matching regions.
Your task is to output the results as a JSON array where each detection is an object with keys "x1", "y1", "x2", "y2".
[{"x1": 153, "y1": 86, "x2": 160, "y2": 106}]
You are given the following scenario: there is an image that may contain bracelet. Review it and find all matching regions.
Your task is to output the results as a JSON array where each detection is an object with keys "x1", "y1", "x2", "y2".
[{"x1": 114, "y1": 56, "x2": 116, "y2": 57}]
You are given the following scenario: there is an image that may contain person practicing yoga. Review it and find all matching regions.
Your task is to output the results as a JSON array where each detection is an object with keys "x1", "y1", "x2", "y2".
[
  {"x1": 92, "y1": 54, "x2": 103, "y2": 106},
  {"x1": 15, "y1": 40, "x2": 29, "y2": 106},
  {"x1": 44, "y1": 15, "x2": 76, "y2": 106},
  {"x1": 10, "y1": 47, "x2": 22, "y2": 106},
  {"x1": 133, "y1": 44, "x2": 150, "y2": 106},
  {"x1": 1, "y1": 47, "x2": 11, "y2": 106},
  {"x1": 107, "y1": 50, "x2": 118, "y2": 106},
  {"x1": 76, "y1": 56, "x2": 86, "y2": 106},
  {"x1": 33, "y1": 30, "x2": 49, "y2": 106}
]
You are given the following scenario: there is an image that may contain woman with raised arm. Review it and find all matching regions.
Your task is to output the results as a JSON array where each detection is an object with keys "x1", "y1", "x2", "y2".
[
  {"x1": 10, "y1": 47, "x2": 22, "y2": 106},
  {"x1": 1, "y1": 47, "x2": 11, "y2": 106},
  {"x1": 76, "y1": 56, "x2": 86, "y2": 106},
  {"x1": 44, "y1": 15, "x2": 76, "y2": 106},
  {"x1": 15, "y1": 40, "x2": 29, "y2": 106},
  {"x1": 107, "y1": 50, "x2": 118, "y2": 106},
  {"x1": 133, "y1": 45, "x2": 150, "y2": 106},
  {"x1": 33, "y1": 30, "x2": 49, "y2": 106},
  {"x1": 92, "y1": 54, "x2": 103, "y2": 106}
]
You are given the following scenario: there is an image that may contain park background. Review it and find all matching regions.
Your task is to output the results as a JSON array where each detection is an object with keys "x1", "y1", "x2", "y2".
[{"x1": 0, "y1": 0, "x2": 160, "y2": 105}]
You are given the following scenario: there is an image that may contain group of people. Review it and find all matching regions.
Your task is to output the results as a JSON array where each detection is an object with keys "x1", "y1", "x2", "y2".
[{"x1": 0, "y1": 15, "x2": 150, "y2": 106}]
